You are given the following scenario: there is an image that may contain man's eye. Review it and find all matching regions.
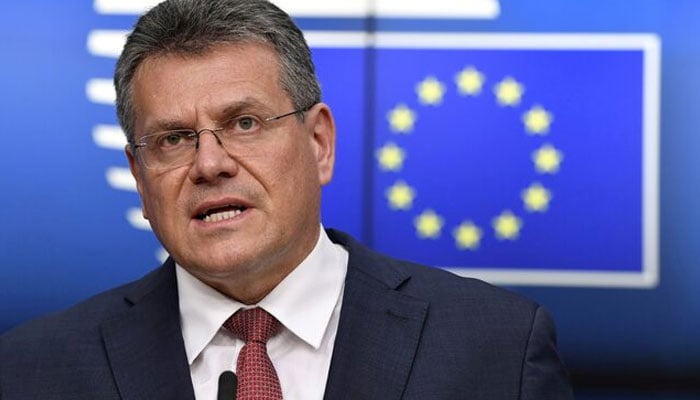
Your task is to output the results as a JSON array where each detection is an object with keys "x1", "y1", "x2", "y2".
[
  {"x1": 235, "y1": 116, "x2": 259, "y2": 131},
  {"x1": 158, "y1": 132, "x2": 191, "y2": 148}
]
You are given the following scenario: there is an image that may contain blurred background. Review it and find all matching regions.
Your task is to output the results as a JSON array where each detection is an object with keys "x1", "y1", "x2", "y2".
[{"x1": 1, "y1": 1, "x2": 698, "y2": 398}]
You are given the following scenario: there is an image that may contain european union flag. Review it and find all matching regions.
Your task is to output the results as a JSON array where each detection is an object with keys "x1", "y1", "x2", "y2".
[{"x1": 369, "y1": 33, "x2": 659, "y2": 287}]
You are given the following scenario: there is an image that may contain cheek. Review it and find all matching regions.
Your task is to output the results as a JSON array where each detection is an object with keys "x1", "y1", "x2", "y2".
[
  {"x1": 276, "y1": 142, "x2": 318, "y2": 187},
  {"x1": 253, "y1": 147, "x2": 316, "y2": 220},
  {"x1": 281, "y1": 145, "x2": 323, "y2": 210},
  {"x1": 139, "y1": 172, "x2": 186, "y2": 222}
]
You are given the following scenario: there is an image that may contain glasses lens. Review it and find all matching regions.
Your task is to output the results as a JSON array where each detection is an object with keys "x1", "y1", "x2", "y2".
[{"x1": 139, "y1": 130, "x2": 197, "y2": 169}]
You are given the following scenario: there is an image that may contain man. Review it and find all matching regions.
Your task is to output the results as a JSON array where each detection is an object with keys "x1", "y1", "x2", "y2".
[{"x1": 0, "y1": 0, "x2": 573, "y2": 398}]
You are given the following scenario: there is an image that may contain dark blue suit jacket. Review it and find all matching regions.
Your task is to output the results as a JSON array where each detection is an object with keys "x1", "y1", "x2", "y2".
[{"x1": 1, "y1": 229, "x2": 573, "y2": 399}]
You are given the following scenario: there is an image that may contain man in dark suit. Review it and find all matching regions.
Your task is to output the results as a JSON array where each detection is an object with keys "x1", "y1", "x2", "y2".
[{"x1": 0, "y1": 0, "x2": 573, "y2": 398}]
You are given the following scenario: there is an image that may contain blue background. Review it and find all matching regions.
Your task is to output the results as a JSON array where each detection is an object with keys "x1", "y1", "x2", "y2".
[{"x1": 1, "y1": 1, "x2": 699, "y2": 398}]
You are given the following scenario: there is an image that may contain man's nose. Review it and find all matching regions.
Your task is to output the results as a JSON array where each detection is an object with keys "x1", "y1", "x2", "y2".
[{"x1": 188, "y1": 130, "x2": 239, "y2": 183}]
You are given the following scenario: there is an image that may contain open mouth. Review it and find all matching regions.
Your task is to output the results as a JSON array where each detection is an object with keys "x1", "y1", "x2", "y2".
[{"x1": 196, "y1": 205, "x2": 247, "y2": 223}]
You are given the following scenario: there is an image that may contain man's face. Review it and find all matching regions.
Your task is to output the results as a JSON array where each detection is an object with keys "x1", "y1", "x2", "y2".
[{"x1": 126, "y1": 43, "x2": 335, "y2": 301}]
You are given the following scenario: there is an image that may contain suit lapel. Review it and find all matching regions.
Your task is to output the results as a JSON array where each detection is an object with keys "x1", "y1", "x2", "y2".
[
  {"x1": 101, "y1": 260, "x2": 195, "y2": 400},
  {"x1": 324, "y1": 230, "x2": 429, "y2": 400}
]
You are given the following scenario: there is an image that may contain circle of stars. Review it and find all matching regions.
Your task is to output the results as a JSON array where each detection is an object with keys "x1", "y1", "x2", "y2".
[{"x1": 379, "y1": 66, "x2": 564, "y2": 251}]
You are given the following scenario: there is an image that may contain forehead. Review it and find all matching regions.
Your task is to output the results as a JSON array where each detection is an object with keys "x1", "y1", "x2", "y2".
[{"x1": 131, "y1": 42, "x2": 288, "y2": 132}]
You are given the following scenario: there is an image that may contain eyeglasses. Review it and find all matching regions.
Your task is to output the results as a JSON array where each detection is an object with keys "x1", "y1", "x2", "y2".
[{"x1": 131, "y1": 105, "x2": 314, "y2": 169}]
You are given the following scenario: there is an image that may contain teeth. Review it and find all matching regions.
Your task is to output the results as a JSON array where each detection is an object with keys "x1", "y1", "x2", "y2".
[{"x1": 202, "y1": 208, "x2": 242, "y2": 223}]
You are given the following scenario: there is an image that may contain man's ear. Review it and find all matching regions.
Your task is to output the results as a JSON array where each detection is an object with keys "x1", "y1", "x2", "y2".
[
  {"x1": 307, "y1": 103, "x2": 336, "y2": 186},
  {"x1": 125, "y1": 144, "x2": 149, "y2": 220}
]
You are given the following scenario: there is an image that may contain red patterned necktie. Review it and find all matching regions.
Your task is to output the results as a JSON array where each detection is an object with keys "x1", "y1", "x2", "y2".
[{"x1": 224, "y1": 307, "x2": 283, "y2": 400}]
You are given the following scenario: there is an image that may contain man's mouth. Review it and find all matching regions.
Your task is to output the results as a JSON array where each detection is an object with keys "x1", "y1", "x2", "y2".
[{"x1": 196, "y1": 205, "x2": 247, "y2": 223}]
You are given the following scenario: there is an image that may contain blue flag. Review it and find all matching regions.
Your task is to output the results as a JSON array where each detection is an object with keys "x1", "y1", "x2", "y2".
[{"x1": 365, "y1": 33, "x2": 659, "y2": 287}]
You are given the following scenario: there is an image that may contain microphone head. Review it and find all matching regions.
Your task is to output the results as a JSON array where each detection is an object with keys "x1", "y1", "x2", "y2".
[{"x1": 217, "y1": 370, "x2": 237, "y2": 400}]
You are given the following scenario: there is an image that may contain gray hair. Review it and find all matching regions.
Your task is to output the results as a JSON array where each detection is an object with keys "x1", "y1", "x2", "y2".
[{"x1": 114, "y1": 0, "x2": 321, "y2": 143}]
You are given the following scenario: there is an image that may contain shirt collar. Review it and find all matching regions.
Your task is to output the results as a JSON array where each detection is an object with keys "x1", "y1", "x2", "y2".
[{"x1": 177, "y1": 227, "x2": 348, "y2": 365}]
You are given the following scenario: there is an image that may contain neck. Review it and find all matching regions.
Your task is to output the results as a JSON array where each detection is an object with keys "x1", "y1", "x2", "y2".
[{"x1": 188, "y1": 225, "x2": 322, "y2": 303}]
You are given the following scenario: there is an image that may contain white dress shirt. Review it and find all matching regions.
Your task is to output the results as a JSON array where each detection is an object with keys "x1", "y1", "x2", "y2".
[{"x1": 176, "y1": 227, "x2": 349, "y2": 400}]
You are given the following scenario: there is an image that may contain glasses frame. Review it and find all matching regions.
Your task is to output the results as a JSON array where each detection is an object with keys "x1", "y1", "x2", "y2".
[{"x1": 130, "y1": 103, "x2": 316, "y2": 169}]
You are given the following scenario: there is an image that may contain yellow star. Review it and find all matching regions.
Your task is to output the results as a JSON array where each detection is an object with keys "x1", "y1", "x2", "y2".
[
  {"x1": 522, "y1": 105, "x2": 553, "y2": 134},
  {"x1": 387, "y1": 103, "x2": 417, "y2": 133},
  {"x1": 414, "y1": 209, "x2": 444, "y2": 239},
  {"x1": 376, "y1": 142, "x2": 406, "y2": 171},
  {"x1": 492, "y1": 210, "x2": 522, "y2": 240},
  {"x1": 455, "y1": 66, "x2": 485, "y2": 96},
  {"x1": 386, "y1": 180, "x2": 416, "y2": 210},
  {"x1": 494, "y1": 76, "x2": 524, "y2": 106},
  {"x1": 532, "y1": 143, "x2": 564, "y2": 174},
  {"x1": 416, "y1": 76, "x2": 446, "y2": 105},
  {"x1": 453, "y1": 221, "x2": 482, "y2": 250},
  {"x1": 522, "y1": 182, "x2": 552, "y2": 212}
]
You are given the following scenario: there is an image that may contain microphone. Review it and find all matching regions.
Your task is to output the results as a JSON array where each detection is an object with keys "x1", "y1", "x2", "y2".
[{"x1": 217, "y1": 370, "x2": 237, "y2": 400}]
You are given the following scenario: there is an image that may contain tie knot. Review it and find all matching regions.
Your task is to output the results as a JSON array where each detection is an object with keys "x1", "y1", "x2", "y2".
[{"x1": 224, "y1": 307, "x2": 281, "y2": 344}]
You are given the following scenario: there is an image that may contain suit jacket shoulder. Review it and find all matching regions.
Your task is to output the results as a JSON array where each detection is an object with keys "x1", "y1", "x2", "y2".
[
  {"x1": 0, "y1": 261, "x2": 194, "y2": 400},
  {"x1": 325, "y1": 228, "x2": 573, "y2": 400}
]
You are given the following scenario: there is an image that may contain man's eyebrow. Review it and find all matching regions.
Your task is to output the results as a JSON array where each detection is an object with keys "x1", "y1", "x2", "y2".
[
  {"x1": 218, "y1": 98, "x2": 273, "y2": 120},
  {"x1": 142, "y1": 119, "x2": 189, "y2": 135}
]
